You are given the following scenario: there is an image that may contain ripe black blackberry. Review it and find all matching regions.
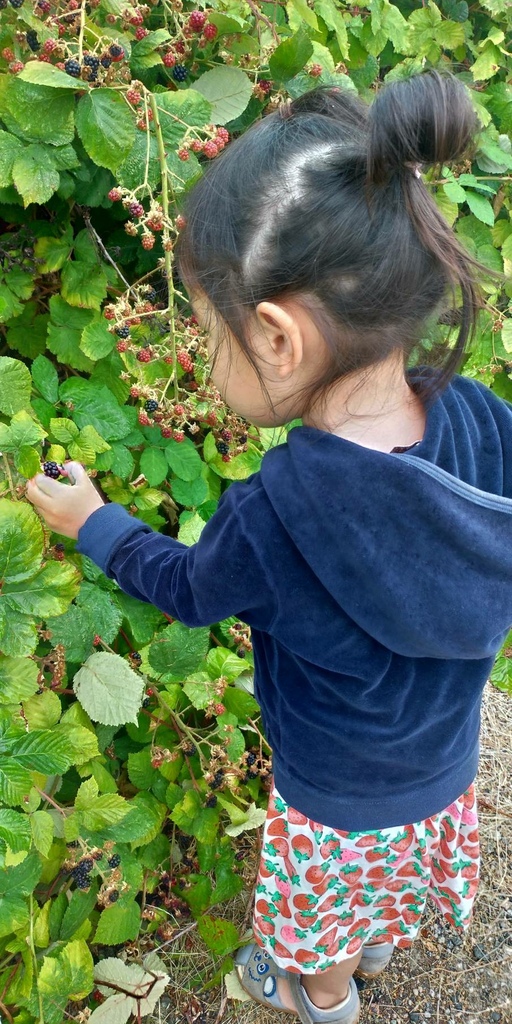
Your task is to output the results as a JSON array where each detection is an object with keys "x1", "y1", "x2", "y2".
[
  {"x1": 142, "y1": 697, "x2": 150, "y2": 708},
  {"x1": 182, "y1": 742, "x2": 197, "y2": 757},
  {"x1": 42, "y1": 461, "x2": 62, "y2": 479},
  {"x1": 146, "y1": 288, "x2": 157, "y2": 302},
  {"x1": 108, "y1": 43, "x2": 124, "y2": 58},
  {"x1": 144, "y1": 399, "x2": 159, "y2": 414},
  {"x1": 236, "y1": 647, "x2": 246, "y2": 658},
  {"x1": 26, "y1": 30, "x2": 40, "y2": 51},
  {"x1": 108, "y1": 890, "x2": 119, "y2": 902},
  {"x1": 215, "y1": 440, "x2": 229, "y2": 456},
  {"x1": 245, "y1": 768, "x2": 259, "y2": 780},
  {"x1": 246, "y1": 752, "x2": 256, "y2": 766},
  {"x1": 205, "y1": 794, "x2": 217, "y2": 808},
  {"x1": 83, "y1": 54, "x2": 100, "y2": 68},
  {"x1": 64, "y1": 58, "x2": 82, "y2": 78},
  {"x1": 79, "y1": 857, "x2": 94, "y2": 873},
  {"x1": 172, "y1": 65, "x2": 187, "y2": 82},
  {"x1": 9, "y1": 0, "x2": 25, "y2": 7},
  {"x1": 66, "y1": 840, "x2": 79, "y2": 848},
  {"x1": 210, "y1": 769, "x2": 224, "y2": 790},
  {"x1": 129, "y1": 651, "x2": 142, "y2": 665},
  {"x1": 115, "y1": 325, "x2": 130, "y2": 338},
  {"x1": 239, "y1": 433, "x2": 248, "y2": 444},
  {"x1": 100, "y1": 55, "x2": 112, "y2": 68},
  {"x1": 108, "y1": 854, "x2": 121, "y2": 869},
  {"x1": 72, "y1": 863, "x2": 92, "y2": 889}
]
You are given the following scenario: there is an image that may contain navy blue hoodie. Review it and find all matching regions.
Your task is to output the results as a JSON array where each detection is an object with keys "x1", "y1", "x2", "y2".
[{"x1": 77, "y1": 372, "x2": 512, "y2": 830}]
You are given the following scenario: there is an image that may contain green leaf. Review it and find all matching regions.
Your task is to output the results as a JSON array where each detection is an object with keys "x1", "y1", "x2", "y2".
[
  {"x1": 471, "y1": 43, "x2": 502, "y2": 82},
  {"x1": 59, "y1": 885, "x2": 99, "y2": 941},
  {"x1": 197, "y1": 915, "x2": 240, "y2": 955},
  {"x1": 10, "y1": 730, "x2": 75, "y2": 774},
  {"x1": 79, "y1": 793, "x2": 130, "y2": 831},
  {"x1": 501, "y1": 320, "x2": 512, "y2": 354},
  {"x1": 140, "y1": 447, "x2": 168, "y2": 487},
  {"x1": 192, "y1": 66, "x2": 253, "y2": 125},
  {"x1": 19, "y1": 61, "x2": 89, "y2": 90},
  {"x1": 315, "y1": 0, "x2": 349, "y2": 55},
  {"x1": 117, "y1": 130, "x2": 160, "y2": 193},
  {"x1": 269, "y1": 29, "x2": 314, "y2": 83},
  {"x1": 50, "y1": 416, "x2": 79, "y2": 444},
  {"x1": 225, "y1": 801, "x2": 268, "y2": 837},
  {"x1": 0, "y1": 129, "x2": 23, "y2": 187},
  {"x1": 171, "y1": 475, "x2": 208, "y2": 508},
  {"x1": 69, "y1": 425, "x2": 111, "y2": 465},
  {"x1": 12, "y1": 143, "x2": 59, "y2": 206},
  {"x1": 76, "y1": 90, "x2": 136, "y2": 173},
  {"x1": 165, "y1": 436, "x2": 203, "y2": 480},
  {"x1": 0, "y1": 78, "x2": 75, "y2": 146},
  {"x1": 127, "y1": 749, "x2": 157, "y2": 790},
  {"x1": 5, "y1": 305, "x2": 48, "y2": 359},
  {"x1": 59, "y1": 377, "x2": 131, "y2": 441},
  {"x1": 32, "y1": 354, "x2": 59, "y2": 403},
  {"x1": 288, "y1": 0, "x2": 318, "y2": 30},
  {"x1": 0, "y1": 284, "x2": 23, "y2": 323},
  {"x1": 61, "y1": 260, "x2": 108, "y2": 310},
  {"x1": 94, "y1": 900, "x2": 141, "y2": 944},
  {"x1": 3, "y1": 561, "x2": 79, "y2": 618},
  {"x1": 15, "y1": 446, "x2": 41, "y2": 480},
  {"x1": 47, "y1": 295, "x2": 95, "y2": 372},
  {"x1": 73, "y1": 651, "x2": 146, "y2": 726},
  {"x1": 80, "y1": 318, "x2": 117, "y2": 360},
  {"x1": 0, "y1": 893, "x2": 29, "y2": 938},
  {"x1": 22, "y1": 689, "x2": 62, "y2": 730},
  {"x1": 30, "y1": 809, "x2": 54, "y2": 858},
  {"x1": 0, "y1": 356, "x2": 32, "y2": 415},
  {"x1": 0, "y1": 655, "x2": 39, "y2": 704},
  {"x1": 177, "y1": 511, "x2": 206, "y2": 546},
  {"x1": 155, "y1": 88, "x2": 212, "y2": 148},
  {"x1": 117, "y1": 593, "x2": 165, "y2": 645},
  {"x1": 465, "y1": 191, "x2": 495, "y2": 226},
  {"x1": 0, "y1": 760, "x2": 33, "y2": 805},
  {"x1": 0, "y1": 809, "x2": 31, "y2": 853},
  {"x1": 0, "y1": 500, "x2": 43, "y2": 582},
  {"x1": 148, "y1": 622, "x2": 210, "y2": 679}
]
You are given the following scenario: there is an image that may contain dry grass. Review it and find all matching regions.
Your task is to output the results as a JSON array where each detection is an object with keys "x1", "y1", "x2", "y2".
[{"x1": 148, "y1": 682, "x2": 512, "y2": 1024}]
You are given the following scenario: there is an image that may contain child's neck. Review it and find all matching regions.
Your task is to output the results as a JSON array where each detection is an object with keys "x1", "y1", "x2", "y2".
[{"x1": 304, "y1": 358, "x2": 426, "y2": 454}]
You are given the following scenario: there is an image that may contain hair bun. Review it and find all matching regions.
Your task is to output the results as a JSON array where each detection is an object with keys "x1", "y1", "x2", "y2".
[{"x1": 367, "y1": 70, "x2": 478, "y2": 186}]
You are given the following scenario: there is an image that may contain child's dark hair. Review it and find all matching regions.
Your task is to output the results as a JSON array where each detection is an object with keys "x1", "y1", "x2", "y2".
[{"x1": 177, "y1": 70, "x2": 482, "y2": 410}]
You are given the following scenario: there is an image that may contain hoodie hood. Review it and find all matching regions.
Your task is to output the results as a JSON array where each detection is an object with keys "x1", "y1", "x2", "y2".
[{"x1": 259, "y1": 384, "x2": 512, "y2": 661}]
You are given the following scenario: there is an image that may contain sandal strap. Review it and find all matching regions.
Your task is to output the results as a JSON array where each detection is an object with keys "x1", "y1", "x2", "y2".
[{"x1": 288, "y1": 975, "x2": 360, "y2": 1024}]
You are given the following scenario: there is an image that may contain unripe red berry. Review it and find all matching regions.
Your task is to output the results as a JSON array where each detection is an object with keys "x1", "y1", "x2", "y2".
[
  {"x1": 104, "y1": 308, "x2": 116, "y2": 320},
  {"x1": 216, "y1": 126, "x2": 229, "y2": 145},
  {"x1": 136, "y1": 347, "x2": 152, "y2": 362},
  {"x1": 9, "y1": 61, "x2": 24, "y2": 74},
  {"x1": 2, "y1": 49, "x2": 15, "y2": 62},
  {"x1": 173, "y1": 404, "x2": 185, "y2": 416},
  {"x1": 175, "y1": 214, "x2": 186, "y2": 231},
  {"x1": 161, "y1": 426, "x2": 173, "y2": 438},
  {"x1": 173, "y1": 430, "x2": 185, "y2": 442},
  {"x1": 163, "y1": 355, "x2": 173, "y2": 364},
  {"x1": 162, "y1": 51, "x2": 176, "y2": 67},
  {"x1": 135, "y1": 26, "x2": 148, "y2": 39},
  {"x1": 129, "y1": 10, "x2": 144, "y2": 24},
  {"x1": 138, "y1": 410, "x2": 151, "y2": 425},
  {"x1": 108, "y1": 187, "x2": 123, "y2": 201},
  {"x1": 116, "y1": 339, "x2": 129, "y2": 352},
  {"x1": 213, "y1": 702, "x2": 226, "y2": 715},
  {"x1": 203, "y1": 22, "x2": 218, "y2": 40},
  {"x1": 177, "y1": 148, "x2": 190, "y2": 161},
  {"x1": 141, "y1": 233, "x2": 155, "y2": 250},
  {"x1": 188, "y1": 9, "x2": 206, "y2": 31},
  {"x1": 129, "y1": 201, "x2": 144, "y2": 217},
  {"x1": 93, "y1": 634, "x2": 101, "y2": 645},
  {"x1": 202, "y1": 140, "x2": 218, "y2": 159},
  {"x1": 309, "y1": 63, "x2": 322, "y2": 77},
  {"x1": 130, "y1": 385, "x2": 141, "y2": 397}
]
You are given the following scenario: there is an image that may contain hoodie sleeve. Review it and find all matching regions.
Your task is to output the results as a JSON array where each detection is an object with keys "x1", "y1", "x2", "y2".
[{"x1": 76, "y1": 479, "x2": 276, "y2": 630}]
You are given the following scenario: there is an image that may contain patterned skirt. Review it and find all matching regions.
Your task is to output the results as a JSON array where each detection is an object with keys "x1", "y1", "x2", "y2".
[{"x1": 253, "y1": 783, "x2": 480, "y2": 973}]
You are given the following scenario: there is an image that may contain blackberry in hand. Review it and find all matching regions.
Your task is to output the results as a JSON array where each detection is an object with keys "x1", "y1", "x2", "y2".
[
  {"x1": 64, "y1": 58, "x2": 82, "y2": 78},
  {"x1": 172, "y1": 65, "x2": 187, "y2": 82},
  {"x1": 108, "y1": 854, "x2": 121, "y2": 869},
  {"x1": 115, "y1": 325, "x2": 130, "y2": 338},
  {"x1": 144, "y1": 399, "x2": 159, "y2": 414},
  {"x1": 42, "y1": 461, "x2": 63, "y2": 479},
  {"x1": 26, "y1": 30, "x2": 40, "y2": 51}
]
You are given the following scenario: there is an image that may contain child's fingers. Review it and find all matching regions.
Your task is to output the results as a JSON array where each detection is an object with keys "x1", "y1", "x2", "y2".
[
  {"x1": 28, "y1": 474, "x2": 64, "y2": 498},
  {"x1": 63, "y1": 461, "x2": 87, "y2": 486}
]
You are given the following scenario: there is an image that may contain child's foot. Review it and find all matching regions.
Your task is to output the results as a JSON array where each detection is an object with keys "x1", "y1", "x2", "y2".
[
  {"x1": 356, "y1": 940, "x2": 394, "y2": 979},
  {"x1": 235, "y1": 944, "x2": 360, "y2": 1023}
]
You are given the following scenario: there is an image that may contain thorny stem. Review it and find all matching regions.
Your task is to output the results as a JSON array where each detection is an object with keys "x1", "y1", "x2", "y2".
[
  {"x1": 148, "y1": 91, "x2": 179, "y2": 403},
  {"x1": 80, "y1": 208, "x2": 135, "y2": 296},
  {"x1": 78, "y1": 0, "x2": 86, "y2": 64},
  {"x1": 245, "y1": 0, "x2": 281, "y2": 43},
  {"x1": 34, "y1": 786, "x2": 66, "y2": 816},
  {"x1": 2, "y1": 454, "x2": 16, "y2": 500},
  {"x1": 29, "y1": 896, "x2": 44, "y2": 1024}
]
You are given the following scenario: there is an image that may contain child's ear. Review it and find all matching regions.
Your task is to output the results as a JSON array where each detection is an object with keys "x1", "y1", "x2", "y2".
[{"x1": 254, "y1": 301, "x2": 305, "y2": 377}]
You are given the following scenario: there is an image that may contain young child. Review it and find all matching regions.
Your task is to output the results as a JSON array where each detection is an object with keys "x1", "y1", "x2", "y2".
[{"x1": 27, "y1": 71, "x2": 512, "y2": 1024}]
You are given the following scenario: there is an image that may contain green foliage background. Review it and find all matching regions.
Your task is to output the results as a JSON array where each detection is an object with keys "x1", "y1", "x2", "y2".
[{"x1": 0, "y1": 0, "x2": 511, "y2": 1019}]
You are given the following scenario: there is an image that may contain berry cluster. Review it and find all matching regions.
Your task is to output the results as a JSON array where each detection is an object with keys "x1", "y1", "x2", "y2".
[
  {"x1": 229, "y1": 620, "x2": 253, "y2": 657},
  {"x1": 177, "y1": 125, "x2": 230, "y2": 163},
  {"x1": 71, "y1": 857, "x2": 94, "y2": 890}
]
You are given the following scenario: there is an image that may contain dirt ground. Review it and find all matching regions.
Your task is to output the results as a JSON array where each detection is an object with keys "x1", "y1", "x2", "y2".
[{"x1": 149, "y1": 682, "x2": 512, "y2": 1024}]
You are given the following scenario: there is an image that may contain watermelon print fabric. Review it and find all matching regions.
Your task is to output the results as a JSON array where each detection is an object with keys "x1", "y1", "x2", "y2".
[{"x1": 253, "y1": 784, "x2": 480, "y2": 973}]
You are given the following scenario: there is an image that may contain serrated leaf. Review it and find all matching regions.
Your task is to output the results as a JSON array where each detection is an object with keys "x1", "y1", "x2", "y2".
[
  {"x1": 15, "y1": 446, "x2": 42, "y2": 480},
  {"x1": 32, "y1": 354, "x2": 59, "y2": 403},
  {"x1": 0, "y1": 78, "x2": 75, "y2": 146},
  {"x1": 80, "y1": 318, "x2": 117, "y2": 359},
  {"x1": 0, "y1": 809, "x2": 32, "y2": 853},
  {"x1": 0, "y1": 129, "x2": 24, "y2": 187},
  {"x1": 61, "y1": 260, "x2": 108, "y2": 310},
  {"x1": 171, "y1": 475, "x2": 208, "y2": 508},
  {"x1": 148, "y1": 622, "x2": 209, "y2": 679},
  {"x1": 269, "y1": 28, "x2": 314, "y2": 83},
  {"x1": 471, "y1": 42, "x2": 502, "y2": 82},
  {"x1": 225, "y1": 802, "x2": 268, "y2": 837},
  {"x1": 6, "y1": 305, "x2": 48, "y2": 359},
  {"x1": 50, "y1": 417, "x2": 79, "y2": 444},
  {"x1": 79, "y1": 793, "x2": 130, "y2": 831},
  {"x1": 0, "y1": 655, "x2": 39, "y2": 704},
  {"x1": 73, "y1": 651, "x2": 145, "y2": 725},
  {"x1": 178, "y1": 512, "x2": 206, "y2": 546},
  {"x1": 197, "y1": 914, "x2": 239, "y2": 955},
  {"x1": 192, "y1": 66, "x2": 252, "y2": 125},
  {"x1": 94, "y1": 900, "x2": 141, "y2": 944},
  {"x1": 501, "y1": 320, "x2": 512, "y2": 354},
  {"x1": 156, "y1": 88, "x2": 212, "y2": 150},
  {"x1": 12, "y1": 144, "x2": 60, "y2": 207},
  {"x1": 89, "y1": 993, "x2": 134, "y2": 1024},
  {"x1": 3, "y1": 560, "x2": 79, "y2": 618},
  {"x1": 30, "y1": 809, "x2": 54, "y2": 857},
  {"x1": 139, "y1": 447, "x2": 168, "y2": 487},
  {"x1": 0, "y1": 893, "x2": 29, "y2": 938},
  {"x1": 465, "y1": 191, "x2": 495, "y2": 226},
  {"x1": 19, "y1": 62, "x2": 89, "y2": 90},
  {"x1": 10, "y1": 730, "x2": 75, "y2": 774},
  {"x1": 0, "y1": 500, "x2": 43, "y2": 582},
  {"x1": 22, "y1": 689, "x2": 62, "y2": 730},
  {"x1": 76, "y1": 90, "x2": 136, "y2": 173},
  {"x1": 165, "y1": 436, "x2": 202, "y2": 480},
  {"x1": 47, "y1": 296, "x2": 95, "y2": 372},
  {"x1": 0, "y1": 356, "x2": 32, "y2": 415},
  {"x1": 59, "y1": 377, "x2": 131, "y2": 441}
]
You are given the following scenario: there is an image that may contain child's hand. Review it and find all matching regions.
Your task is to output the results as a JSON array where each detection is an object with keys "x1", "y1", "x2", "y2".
[{"x1": 26, "y1": 461, "x2": 105, "y2": 540}]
